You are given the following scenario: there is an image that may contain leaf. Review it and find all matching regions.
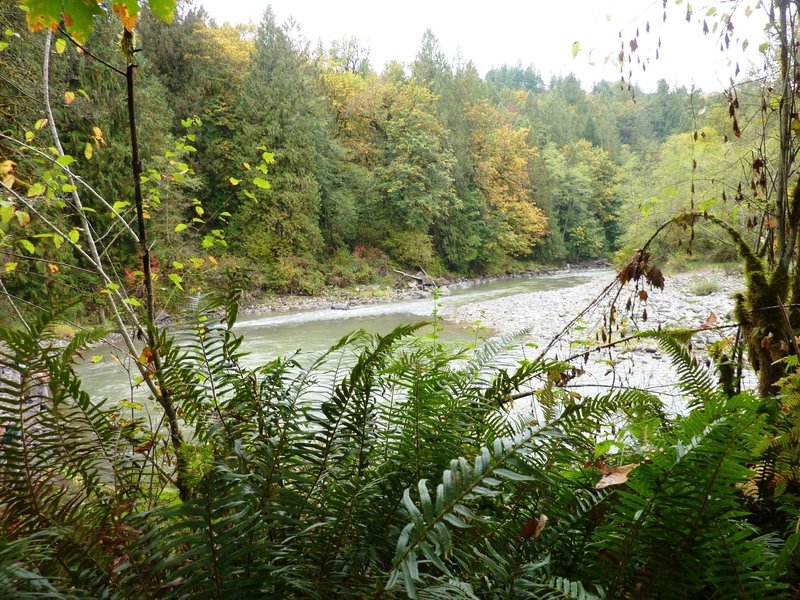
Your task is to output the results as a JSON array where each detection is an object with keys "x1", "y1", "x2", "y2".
[
  {"x1": 112, "y1": 200, "x2": 130, "y2": 212},
  {"x1": 64, "y1": 91, "x2": 75, "y2": 105},
  {"x1": 171, "y1": 261, "x2": 184, "y2": 270},
  {"x1": 15, "y1": 211, "x2": 30, "y2": 227},
  {"x1": 594, "y1": 464, "x2": 636, "y2": 489},
  {"x1": 123, "y1": 297, "x2": 141, "y2": 307},
  {"x1": 167, "y1": 273, "x2": 183, "y2": 290},
  {"x1": 228, "y1": 177, "x2": 240, "y2": 186},
  {"x1": 0, "y1": 205, "x2": 14, "y2": 224},
  {"x1": 26, "y1": 182, "x2": 45, "y2": 197},
  {"x1": 4, "y1": 261, "x2": 17, "y2": 273},
  {"x1": 519, "y1": 514, "x2": 548, "y2": 539},
  {"x1": 84, "y1": 142, "x2": 93, "y2": 160},
  {"x1": 571, "y1": 40, "x2": 580, "y2": 58},
  {"x1": 139, "y1": 346, "x2": 154, "y2": 365},
  {"x1": 90, "y1": 355, "x2": 103, "y2": 363},
  {"x1": 149, "y1": 0, "x2": 176, "y2": 23},
  {"x1": 54, "y1": 37, "x2": 66, "y2": 54},
  {"x1": 68, "y1": 229, "x2": 80, "y2": 244},
  {"x1": 19, "y1": 239, "x2": 35, "y2": 254},
  {"x1": 112, "y1": 1, "x2": 139, "y2": 31},
  {"x1": 253, "y1": 177, "x2": 271, "y2": 189},
  {"x1": 25, "y1": 0, "x2": 104, "y2": 44},
  {"x1": 55, "y1": 154, "x2": 76, "y2": 167},
  {"x1": 47, "y1": 262, "x2": 59, "y2": 274},
  {"x1": 52, "y1": 234, "x2": 63, "y2": 249},
  {"x1": 174, "y1": 223, "x2": 188, "y2": 233}
]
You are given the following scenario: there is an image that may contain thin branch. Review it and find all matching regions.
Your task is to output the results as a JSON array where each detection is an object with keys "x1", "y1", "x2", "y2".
[
  {"x1": 0, "y1": 133, "x2": 140, "y2": 244},
  {"x1": 56, "y1": 26, "x2": 126, "y2": 76},
  {"x1": 0, "y1": 276, "x2": 30, "y2": 331}
]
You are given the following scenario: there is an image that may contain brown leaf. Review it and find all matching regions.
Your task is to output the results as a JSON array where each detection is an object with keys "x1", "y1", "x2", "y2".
[
  {"x1": 638, "y1": 290, "x2": 649, "y2": 302},
  {"x1": 139, "y1": 346, "x2": 154, "y2": 365},
  {"x1": 47, "y1": 263, "x2": 59, "y2": 274},
  {"x1": 133, "y1": 439, "x2": 155, "y2": 454},
  {"x1": 594, "y1": 464, "x2": 637, "y2": 489},
  {"x1": 646, "y1": 267, "x2": 665, "y2": 290},
  {"x1": 519, "y1": 513, "x2": 548, "y2": 539}
]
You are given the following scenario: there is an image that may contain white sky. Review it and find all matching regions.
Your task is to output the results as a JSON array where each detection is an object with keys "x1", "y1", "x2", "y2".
[{"x1": 198, "y1": 0, "x2": 770, "y2": 92}]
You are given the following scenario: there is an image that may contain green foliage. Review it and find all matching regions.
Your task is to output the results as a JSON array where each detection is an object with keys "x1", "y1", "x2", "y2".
[{"x1": 1, "y1": 294, "x2": 797, "y2": 598}]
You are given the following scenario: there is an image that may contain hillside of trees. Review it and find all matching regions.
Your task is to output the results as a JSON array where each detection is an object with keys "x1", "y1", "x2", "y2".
[{"x1": 0, "y1": 1, "x2": 755, "y2": 320}]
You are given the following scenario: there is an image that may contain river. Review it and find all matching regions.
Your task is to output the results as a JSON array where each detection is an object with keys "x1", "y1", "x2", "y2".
[{"x1": 75, "y1": 269, "x2": 608, "y2": 402}]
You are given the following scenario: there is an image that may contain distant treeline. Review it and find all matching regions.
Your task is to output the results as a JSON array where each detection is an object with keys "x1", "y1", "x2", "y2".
[{"x1": 0, "y1": 2, "x2": 747, "y2": 315}]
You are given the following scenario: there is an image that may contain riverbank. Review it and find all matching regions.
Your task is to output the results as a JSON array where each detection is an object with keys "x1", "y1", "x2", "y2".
[
  {"x1": 239, "y1": 260, "x2": 609, "y2": 315},
  {"x1": 447, "y1": 266, "x2": 746, "y2": 411},
  {"x1": 448, "y1": 267, "x2": 743, "y2": 341}
]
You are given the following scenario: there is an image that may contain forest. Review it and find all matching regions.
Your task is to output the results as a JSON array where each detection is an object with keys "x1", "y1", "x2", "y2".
[{"x1": 1, "y1": 0, "x2": 800, "y2": 598}]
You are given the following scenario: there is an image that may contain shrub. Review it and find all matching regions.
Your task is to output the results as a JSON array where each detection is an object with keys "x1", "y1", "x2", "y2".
[{"x1": 688, "y1": 275, "x2": 720, "y2": 296}]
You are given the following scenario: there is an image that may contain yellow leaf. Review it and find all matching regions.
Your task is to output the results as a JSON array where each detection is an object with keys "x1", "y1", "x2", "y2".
[
  {"x1": 594, "y1": 464, "x2": 637, "y2": 489},
  {"x1": 64, "y1": 91, "x2": 75, "y2": 105},
  {"x1": 47, "y1": 262, "x2": 59, "y2": 274},
  {"x1": 55, "y1": 38, "x2": 66, "y2": 54},
  {"x1": 84, "y1": 142, "x2": 93, "y2": 160},
  {"x1": 207, "y1": 255, "x2": 218, "y2": 266},
  {"x1": 2, "y1": 173, "x2": 14, "y2": 188}
]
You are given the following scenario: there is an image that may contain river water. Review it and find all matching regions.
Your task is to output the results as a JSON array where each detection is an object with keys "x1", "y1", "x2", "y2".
[{"x1": 76, "y1": 270, "x2": 606, "y2": 402}]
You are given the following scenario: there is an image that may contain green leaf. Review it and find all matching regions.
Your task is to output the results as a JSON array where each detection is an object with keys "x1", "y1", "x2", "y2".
[
  {"x1": 253, "y1": 177, "x2": 271, "y2": 189},
  {"x1": 112, "y1": 200, "x2": 130, "y2": 212},
  {"x1": 149, "y1": 0, "x2": 176, "y2": 23},
  {"x1": 123, "y1": 297, "x2": 142, "y2": 307},
  {"x1": 571, "y1": 40, "x2": 580, "y2": 58},
  {"x1": 52, "y1": 234, "x2": 63, "y2": 249},
  {"x1": 26, "y1": 182, "x2": 45, "y2": 197},
  {"x1": 55, "y1": 154, "x2": 75, "y2": 167},
  {"x1": 24, "y1": 0, "x2": 104, "y2": 44},
  {"x1": 201, "y1": 235, "x2": 214, "y2": 249},
  {"x1": 4, "y1": 261, "x2": 17, "y2": 273},
  {"x1": 594, "y1": 439, "x2": 616, "y2": 459},
  {"x1": 90, "y1": 355, "x2": 103, "y2": 364},
  {"x1": 54, "y1": 37, "x2": 66, "y2": 54},
  {"x1": 0, "y1": 205, "x2": 14, "y2": 225},
  {"x1": 167, "y1": 273, "x2": 183, "y2": 290},
  {"x1": 19, "y1": 239, "x2": 35, "y2": 254},
  {"x1": 68, "y1": 229, "x2": 80, "y2": 244},
  {"x1": 174, "y1": 223, "x2": 188, "y2": 233},
  {"x1": 61, "y1": 183, "x2": 77, "y2": 193},
  {"x1": 172, "y1": 261, "x2": 184, "y2": 270},
  {"x1": 84, "y1": 142, "x2": 93, "y2": 160}
]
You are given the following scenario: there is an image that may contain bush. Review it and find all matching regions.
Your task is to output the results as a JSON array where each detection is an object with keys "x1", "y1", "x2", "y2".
[
  {"x1": 264, "y1": 255, "x2": 325, "y2": 295},
  {"x1": 384, "y1": 231, "x2": 436, "y2": 270},
  {"x1": 688, "y1": 275, "x2": 720, "y2": 296}
]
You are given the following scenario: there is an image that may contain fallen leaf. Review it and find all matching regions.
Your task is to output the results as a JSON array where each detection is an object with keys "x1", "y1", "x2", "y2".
[
  {"x1": 594, "y1": 464, "x2": 637, "y2": 489},
  {"x1": 47, "y1": 263, "x2": 59, "y2": 273}
]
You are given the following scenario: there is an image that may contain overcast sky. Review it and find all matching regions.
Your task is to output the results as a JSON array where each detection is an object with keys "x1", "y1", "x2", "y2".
[{"x1": 198, "y1": 0, "x2": 770, "y2": 92}]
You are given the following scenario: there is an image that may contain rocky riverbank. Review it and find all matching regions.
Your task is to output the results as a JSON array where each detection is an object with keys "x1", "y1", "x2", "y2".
[
  {"x1": 447, "y1": 267, "x2": 746, "y2": 413},
  {"x1": 238, "y1": 262, "x2": 604, "y2": 315}
]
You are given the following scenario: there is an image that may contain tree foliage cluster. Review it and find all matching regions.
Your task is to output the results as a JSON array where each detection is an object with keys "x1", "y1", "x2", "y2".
[{"x1": 0, "y1": 1, "x2": 717, "y2": 311}]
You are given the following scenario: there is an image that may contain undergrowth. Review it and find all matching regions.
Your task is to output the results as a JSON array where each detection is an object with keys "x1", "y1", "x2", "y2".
[{"x1": 0, "y1": 285, "x2": 797, "y2": 598}]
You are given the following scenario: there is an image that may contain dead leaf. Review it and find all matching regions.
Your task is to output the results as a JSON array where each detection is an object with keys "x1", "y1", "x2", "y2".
[
  {"x1": 519, "y1": 513, "x2": 548, "y2": 539},
  {"x1": 139, "y1": 346, "x2": 154, "y2": 365},
  {"x1": 638, "y1": 290, "x2": 648, "y2": 302},
  {"x1": 47, "y1": 263, "x2": 59, "y2": 274},
  {"x1": 700, "y1": 311, "x2": 718, "y2": 330},
  {"x1": 594, "y1": 464, "x2": 637, "y2": 489}
]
